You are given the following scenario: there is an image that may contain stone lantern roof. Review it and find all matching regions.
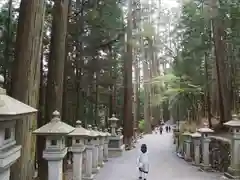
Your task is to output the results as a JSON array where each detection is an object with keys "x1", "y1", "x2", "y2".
[
  {"x1": 191, "y1": 132, "x2": 201, "y2": 138},
  {"x1": 98, "y1": 128, "x2": 106, "y2": 137},
  {"x1": 224, "y1": 114, "x2": 240, "y2": 127},
  {"x1": 0, "y1": 75, "x2": 37, "y2": 120},
  {"x1": 33, "y1": 111, "x2": 74, "y2": 135},
  {"x1": 68, "y1": 120, "x2": 90, "y2": 137},
  {"x1": 182, "y1": 131, "x2": 192, "y2": 136},
  {"x1": 93, "y1": 126, "x2": 101, "y2": 136},
  {"x1": 198, "y1": 122, "x2": 214, "y2": 133},
  {"x1": 87, "y1": 125, "x2": 98, "y2": 137},
  {"x1": 108, "y1": 114, "x2": 119, "y2": 122},
  {"x1": 104, "y1": 129, "x2": 111, "y2": 136}
]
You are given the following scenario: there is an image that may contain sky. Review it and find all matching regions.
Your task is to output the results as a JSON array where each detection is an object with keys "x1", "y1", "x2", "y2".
[{"x1": 162, "y1": 0, "x2": 179, "y2": 8}]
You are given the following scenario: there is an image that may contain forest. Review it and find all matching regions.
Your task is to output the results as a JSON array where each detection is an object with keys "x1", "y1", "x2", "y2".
[{"x1": 0, "y1": 0, "x2": 240, "y2": 179}]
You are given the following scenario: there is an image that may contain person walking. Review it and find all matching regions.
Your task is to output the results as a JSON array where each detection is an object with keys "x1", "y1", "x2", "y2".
[{"x1": 137, "y1": 144, "x2": 149, "y2": 180}]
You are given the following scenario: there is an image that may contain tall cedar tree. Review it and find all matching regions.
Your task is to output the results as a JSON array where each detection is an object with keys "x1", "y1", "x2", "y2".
[{"x1": 10, "y1": 0, "x2": 45, "y2": 180}]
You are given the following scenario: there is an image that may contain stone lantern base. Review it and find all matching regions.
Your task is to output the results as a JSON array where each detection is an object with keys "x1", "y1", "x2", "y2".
[
  {"x1": 108, "y1": 136, "x2": 125, "y2": 158},
  {"x1": 200, "y1": 163, "x2": 212, "y2": 172},
  {"x1": 82, "y1": 174, "x2": 95, "y2": 180},
  {"x1": 224, "y1": 166, "x2": 240, "y2": 179},
  {"x1": 0, "y1": 145, "x2": 21, "y2": 180}
]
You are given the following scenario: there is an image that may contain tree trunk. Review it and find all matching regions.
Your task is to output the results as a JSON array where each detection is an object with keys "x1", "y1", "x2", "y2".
[
  {"x1": 39, "y1": 0, "x2": 69, "y2": 179},
  {"x1": 10, "y1": 0, "x2": 45, "y2": 180},
  {"x1": 133, "y1": 48, "x2": 139, "y2": 135},
  {"x1": 62, "y1": 0, "x2": 74, "y2": 125},
  {"x1": 4, "y1": 0, "x2": 13, "y2": 92},
  {"x1": 143, "y1": 48, "x2": 151, "y2": 133},
  {"x1": 204, "y1": 52, "x2": 212, "y2": 128},
  {"x1": 75, "y1": 0, "x2": 84, "y2": 123},
  {"x1": 36, "y1": 45, "x2": 45, "y2": 178},
  {"x1": 210, "y1": 0, "x2": 231, "y2": 124},
  {"x1": 123, "y1": 0, "x2": 133, "y2": 148}
]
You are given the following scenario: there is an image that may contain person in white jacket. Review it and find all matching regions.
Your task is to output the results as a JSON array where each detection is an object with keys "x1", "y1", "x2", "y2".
[{"x1": 137, "y1": 144, "x2": 149, "y2": 180}]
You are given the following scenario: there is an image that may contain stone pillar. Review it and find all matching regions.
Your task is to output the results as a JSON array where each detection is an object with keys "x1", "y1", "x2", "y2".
[
  {"x1": 183, "y1": 132, "x2": 191, "y2": 161},
  {"x1": 191, "y1": 132, "x2": 201, "y2": 166},
  {"x1": 98, "y1": 137, "x2": 104, "y2": 167},
  {"x1": 82, "y1": 150, "x2": 86, "y2": 175},
  {"x1": 184, "y1": 139, "x2": 191, "y2": 161},
  {"x1": 43, "y1": 149, "x2": 67, "y2": 180},
  {"x1": 0, "y1": 169, "x2": 10, "y2": 180},
  {"x1": 103, "y1": 129, "x2": 110, "y2": 162},
  {"x1": 92, "y1": 138, "x2": 100, "y2": 173},
  {"x1": 72, "y1": 146, "x2": 85, "y2": 180},
  {"x1": 175, "y1": 131, "x2": 180, "y2": 153},
  {"x1": 224, "y1": 115, "x2": 240, "y2": 178},
  {"x1": 201, "y1": 134, "x2": 211, "y2": 170},
  {"x1": 198, "y1": 122, "x2": 213, "y2": 171},
  {"x1": 83, "y1": 145, "x2": 94, "y2": 180}
]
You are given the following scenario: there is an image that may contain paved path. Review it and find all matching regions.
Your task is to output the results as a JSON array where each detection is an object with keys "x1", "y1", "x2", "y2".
[{"x1": 95, "y1": 132, "x2": 223, "y2": 180}]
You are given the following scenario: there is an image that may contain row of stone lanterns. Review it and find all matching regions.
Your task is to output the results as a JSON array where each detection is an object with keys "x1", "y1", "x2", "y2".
[
  {"x1": 0, "y1": 73, "x2": 123, "y2": 180},
  {"x1": 33, "y1": 111, "x2": 114, "y2": 180},
  {"x1": 179, "y1": 115, "x2": 240, "y2": 179},
  {"x1": 181, "y1": 122, "x2": 214, "y2": 171}
]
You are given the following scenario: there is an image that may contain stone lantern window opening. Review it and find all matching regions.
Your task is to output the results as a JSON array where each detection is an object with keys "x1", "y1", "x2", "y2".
[
  {"x1": 51, "y1": 139, "x2": 57, "y2": 146},
  {"x1": 45, "y1": 136, "x2": 66, "y2": 151},
  {"x1": 4, "y1": 127, "x2": 11, "y2": 140},
  {"x1": 0, "y1": 121, "x2": 16, "y2": 151}
]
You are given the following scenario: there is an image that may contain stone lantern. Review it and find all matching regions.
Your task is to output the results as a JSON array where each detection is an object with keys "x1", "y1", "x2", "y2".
[
  {"x1": 89, "y1": 125, "x2": 100, "y2": 174},
  {"x1": 223, "y1": 114, "x2": 240, "y2": 179},
  {"x1": 0, "y1": 75, "x2": 37, "y2": 180},
  {"x1": 108, "y1": 115, "x2": 124, "y2": 157},
  {"x1": 68, "y1": 120, "x2": 90, "y2": 180},
  {"x1": 191, "y1": 131, "x2": 201, "y2": 166},
  {"x1": 197, "y1": 122, "x2": 213, "y2": 171},
  {"x1": 33, "y1": 111, "x2": 75, "y2": 180},
  {"x1": 82, "y1": 125, "x2": 97, "y2": 180},
  {"x1": 108, "y1": 114, "x2": 119, "y2": 136},
  {"x1": 182, "y1": 131, "x2": 192, "y2": 161},
  {"x1": 103, "y1": 129, "x2": 111, "y2": 162}
]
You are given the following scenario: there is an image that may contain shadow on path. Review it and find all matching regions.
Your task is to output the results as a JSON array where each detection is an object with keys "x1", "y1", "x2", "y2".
[{"x1": 95, "y1": 132, "x2": 223, "y2": 180}]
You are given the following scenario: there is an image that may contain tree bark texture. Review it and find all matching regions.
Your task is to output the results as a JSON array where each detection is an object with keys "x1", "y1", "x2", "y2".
[
  {"x1": 143, "y1": 49, "x2": 151, "y2": 133},
  {"x1": 45, "y1": 0, "x2": 69, "y2": 122},
  {"x1": 10, "y1": 0, "x2": 45, "y2": 180},
  {"x1": 40, "y1": 0, "x2": 69, "y2": 179},
  {"x1": 211, "y1": 0, "x2": 231, "y2": 123},
  {"x1": 123, "y1": 0, "x2": 133, "y2": 146}
]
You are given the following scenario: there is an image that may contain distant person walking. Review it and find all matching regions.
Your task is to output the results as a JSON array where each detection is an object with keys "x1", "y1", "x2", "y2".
[
  {"x1": 165, "y1": 126, "x2": 169, "y2": 133},
  {"x1": 159, "y1": 126, "x2": 163, "y2": 134}
]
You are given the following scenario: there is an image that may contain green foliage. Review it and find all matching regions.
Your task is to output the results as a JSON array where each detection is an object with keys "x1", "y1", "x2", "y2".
[
  {"x1": 154, "y1": 0, "x2": 240, "y2": 121},
  {"x1": 0, "y1": 2, "x2": 18, "y2": 76},
  {"x1": 138, "y1": 119, "x2": 145, "y2": 132}
]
